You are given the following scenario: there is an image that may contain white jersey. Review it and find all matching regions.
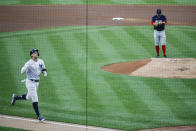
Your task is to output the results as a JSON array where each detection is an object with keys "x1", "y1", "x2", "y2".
[{"x1": 21, "y1": 58, "x2": 47, "y2": 80}]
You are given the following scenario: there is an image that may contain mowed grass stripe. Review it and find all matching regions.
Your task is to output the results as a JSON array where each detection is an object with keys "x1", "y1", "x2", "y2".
[
  {"x1": 143, "y1": 0, "x2": 177, "y2": 4},
  {"x1": 116, "y1": 27, "x2": 151, "y2": 59},
  {"x1": 124, "y1": 78, "x2": 183, "y2": 125},
  {"x1": 49, "y1": 0, "x2": 84, "y2": 4},
  {"x1": 88, "y1": 0, "x2": 116, "y2": 4},
  {"x1": 111, "y1": 0, "x2": 145, "y2": 4},
  {"x1": 167, "y1": 31, "x2": 192, "y2": 57},
  {"x1": 0, "y1": 37, "x2": 35, "y2": 116},
  {"x1": 181, "y1": 28, "x2": 196, "y2": 41},
  {"x1": 99, "y1": 29, "x2": 138, "y2": 60},
  {"x1": 178, "y1": 31, "x2": 196, "y2": 52},
  {"x1": 144, "y1": 78, "x2": 196, "y2": 123},
  {"x1": 130, "y1": 27, "x2": 155, "y2": 56},
  {"x1": 4, "y1": 37, "x2": 27, "y2": 95},
  {"x1": 123, "y1": 27, "x2": 153, "y2": 58},
  {"x1": 0, "y1": 0, "x2": 20, "y2": 5},
  {"x1": 103, "y1": 75, "x2": 155, "y2": 117},
  {"x1": 162, "y1": 79, "x2": 196, "y2": 115},
  {"x1": 47, "y1": 34, "x2": 86, "y2": 108},
  {"x1": 88, "y1": 31, "x2": 122, "y2": 62},
  {"x1": 19, "y1": 0, "x2": 50, "y2": 4},
  {"x1": 0, "y1": 38, "x2": 20, "y2": 103},
  {"x1": 170, "y1": 31, "x2": 195, "y2": 53},
  {"x1": 73, "y1": 32, "x2": 130, "y2": 113},
  {"x1": 73, "y1": 33, "x2": 113, "y2": 113},
  {"x1": 174, "y1": 0, "x2": 196, "y2": 5}
]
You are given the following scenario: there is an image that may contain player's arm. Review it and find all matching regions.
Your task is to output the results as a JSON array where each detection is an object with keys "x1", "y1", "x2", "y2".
[
  {"x1": 41, "y1": 60, "x2": 47, "y2": 77},
  {"x1": 152, "y1": 17, "x2": 158, "y2": 26},
  {"x1": 162, "y1": 16, "x2": 167, "y2": 24},
  {"x1": 21, "y1": 62, "x2": 29, "y2": 74},
  {"x1": 152, "y1": 17, "x2": 155, "y2": 26}
]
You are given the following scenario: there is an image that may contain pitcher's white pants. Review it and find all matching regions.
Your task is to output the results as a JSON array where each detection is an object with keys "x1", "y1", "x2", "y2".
[{"x1": 154, "y1": 30, "x2": 166, "y2": 46}]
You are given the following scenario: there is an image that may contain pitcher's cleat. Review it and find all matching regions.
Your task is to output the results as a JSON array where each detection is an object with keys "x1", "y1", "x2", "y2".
[
  {"x1": 163, "y1": 55, "x2": 167, "y2": 58},
  {"x1": 156, "y1": 55, "x2": 160, "y2": 58},
  {"x1": 11, "y1": 94, "x2": 16, "y2": 105}
]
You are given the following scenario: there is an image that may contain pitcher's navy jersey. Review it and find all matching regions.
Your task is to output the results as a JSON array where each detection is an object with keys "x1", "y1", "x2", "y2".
[{"x1": 152, "y1": 15, "x2": 167, "y2": 31}]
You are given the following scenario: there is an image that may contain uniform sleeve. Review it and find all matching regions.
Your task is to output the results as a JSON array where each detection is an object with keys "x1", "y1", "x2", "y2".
[
  {"x1": 41, "y1": 60, "x2": 46, "y2": 70},
  {"x1": 152, "y1": 16, "x2": 155, "y2": 22},
  {"x1": 21, "y1": 62, "x2": 29, "y2": 74},
  {"x1": 41, "y1": 60, "x2": 47, "y2": 77},
  {"x1": 163, "y1": 15, "x2": 167, "y2": 23},
  {"x1": 152, "y1": 16, "x2": 155, "y2": 25}
]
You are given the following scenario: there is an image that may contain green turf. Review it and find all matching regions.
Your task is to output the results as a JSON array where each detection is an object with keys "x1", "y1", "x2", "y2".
[
  {"x1": 0, "y1": 0, "x2": 196, "y2": 5},
  {"x1": 0, "y1": 25, "x2": 196, "y2": 130},
  {"x1": 0, "y1": 126, "x2": 30, "y2": 131}
]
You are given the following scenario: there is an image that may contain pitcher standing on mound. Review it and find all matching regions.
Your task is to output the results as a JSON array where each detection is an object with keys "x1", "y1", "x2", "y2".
[
  {"x1": 152, "y1": 9, "x2": 167, "y2": 58},
  {"x1": 11, "y1": 49, "x2": 47, "y2": 121}
]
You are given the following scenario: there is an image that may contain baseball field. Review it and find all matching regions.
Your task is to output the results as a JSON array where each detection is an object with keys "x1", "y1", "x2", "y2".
[{"x1": 0, "y1": 0, "x2": 196, "y2": 131}]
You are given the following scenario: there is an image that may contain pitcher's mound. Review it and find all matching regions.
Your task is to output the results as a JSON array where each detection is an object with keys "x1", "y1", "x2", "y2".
[{"x1": 102, "y1": 58, "x2": 196, "y2": 79}]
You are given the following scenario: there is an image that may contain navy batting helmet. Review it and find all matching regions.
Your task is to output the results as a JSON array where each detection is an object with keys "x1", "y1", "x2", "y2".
[
  {"x1": 30, "y1": 49, "x2": 39, "y2": 56},
  {"x1": 157, "y1": 9, "x2": 162, "y2": 14}
]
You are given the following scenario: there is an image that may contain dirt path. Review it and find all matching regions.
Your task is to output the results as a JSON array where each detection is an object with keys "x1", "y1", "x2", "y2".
[
  {"x1": 0, "y1": 114, "x2": 122, "y2": 131},
  {"x1": 102, "y1": 59, "x2": 152, "y2": 75},
  {"x1": 1, "y1": 114, "x2": 195, "y2": 131},
  {"x1": 0, "y1": 5, "x2": 196, "y2": 32},
  {"x1": 102, "y1": 58, "x2": 196, "y2": 78}
]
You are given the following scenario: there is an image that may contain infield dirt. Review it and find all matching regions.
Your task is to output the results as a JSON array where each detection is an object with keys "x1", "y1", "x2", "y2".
[{"x1": 0, "y1": 5, "x2": 196, "y2": 32}]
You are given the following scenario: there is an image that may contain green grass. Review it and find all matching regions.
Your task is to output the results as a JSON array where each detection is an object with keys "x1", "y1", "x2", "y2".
[
  {"x1": 0, "y1": 25, "x2": 196, "y2": 130},
  {"x1": 0, "y1": 126, "x2": 30, "y2": 131},
  {"x1": 0, "y1": 0, "x2": 196, "y2": 5}
]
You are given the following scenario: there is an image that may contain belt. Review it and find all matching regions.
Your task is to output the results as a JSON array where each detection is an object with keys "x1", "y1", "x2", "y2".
[{"x1": 30, "y1": 79, "x2": 39, "y2": 82}]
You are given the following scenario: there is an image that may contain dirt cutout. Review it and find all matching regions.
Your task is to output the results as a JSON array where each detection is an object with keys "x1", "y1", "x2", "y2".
[
  {"x1": 102, "y1": 58, "x2": 196, "y2": 79},
  {"x1": 102, "y1": 59, "x2": 152, "y2": 75}
]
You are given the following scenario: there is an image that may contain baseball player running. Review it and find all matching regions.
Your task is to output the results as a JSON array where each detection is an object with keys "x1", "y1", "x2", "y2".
[
  {"x1": 152, "y1": 9, "x2": 167, "y2": 58},
  {"x1": 11, "y1": 49, "x2": 47, "y2": 121}
]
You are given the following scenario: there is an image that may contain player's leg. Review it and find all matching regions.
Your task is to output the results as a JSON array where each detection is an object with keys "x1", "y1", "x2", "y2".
[
  {"x1": 31, "y1": 82, "x2": 45, "y2": 121},
  {"x1": 11, "y1": 94, "x2": 26, "y2": 105},
  {"x1": 11, "y1": 80, "x2": 29, "y2": 105},
  {"x1": 11, "y1": 79, "x2": 34, "y2": 105},
  {"x1": 160, "y1": 30, "x2": 167, "y2": 57},
  {"x1": 154, "y1": 30, "x2": 160, "y2": 57}
]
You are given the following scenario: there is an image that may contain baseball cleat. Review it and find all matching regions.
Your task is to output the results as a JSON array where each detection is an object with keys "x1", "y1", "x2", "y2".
[
  {"x1": 11, "y1": 94, "x2": 16, "y2": 105},
  {"x1": 156, "y1": 55, "x2": 160, "y2": 58},
  {"x1": 163, "y1": 55, "x2": 167, "y2": 58},
  {"x1": 38, "y1": 116, "x2": 45, "y2": 121}
]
